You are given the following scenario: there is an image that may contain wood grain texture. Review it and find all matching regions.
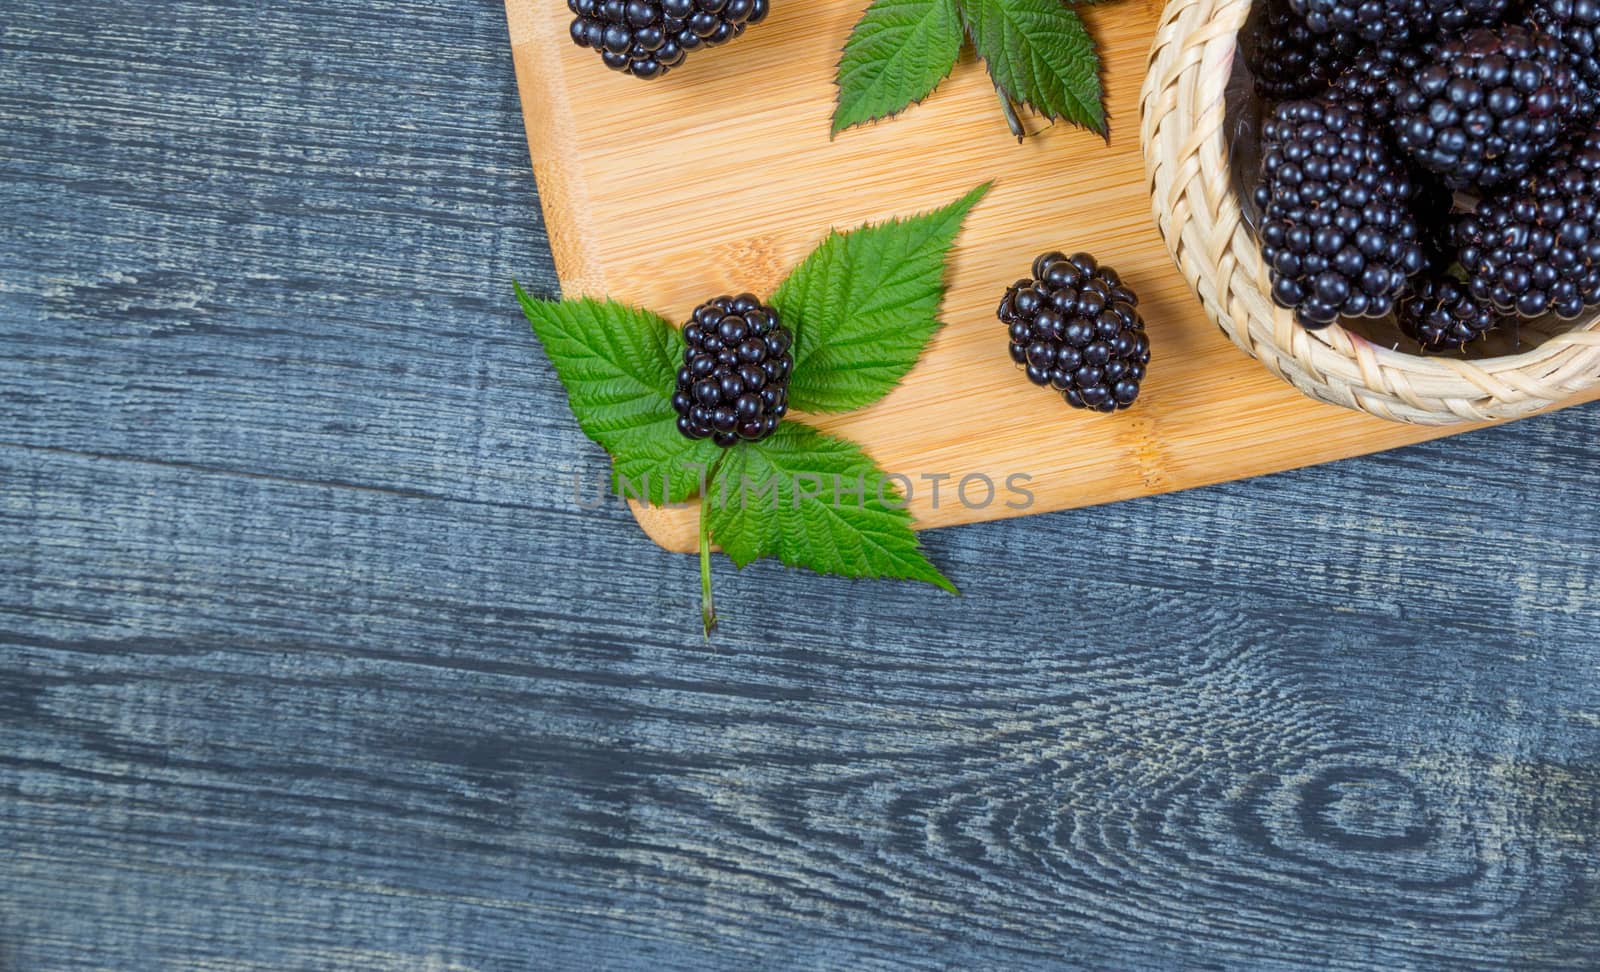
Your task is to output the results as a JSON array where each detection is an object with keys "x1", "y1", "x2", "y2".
[
  {"x1": 505, "y1": 0, "x2": 1600, "y2": 554},
  {"x1": 3, "y1": 2, "x2": 1600, "y2": 970}
]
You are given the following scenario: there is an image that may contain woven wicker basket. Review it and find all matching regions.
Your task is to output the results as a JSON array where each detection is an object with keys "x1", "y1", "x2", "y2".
[{"x1": 1139, "y1": 0, "x2": 1600, "y2": 424}]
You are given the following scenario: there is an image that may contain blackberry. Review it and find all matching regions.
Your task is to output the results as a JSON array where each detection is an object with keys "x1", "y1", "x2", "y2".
[
  {"x1": 1289, "y1": 0, "x2": 1508, "y2": 45},
  {"x1": 1243, "y1": 0, "x2": 1358, "y2": 101},
  {"x1": 1392, "y1": 26, "x2": 1578, "y2": 190},
  {"x1": 672, "y1": 294, "x2": 792, "y2": 446},
  {"x1": 1331, "y1": 43, "x2": 1436, "y2": 122},
  {"x1": 1396, "y1": 272, "x2": 1509, "y2": 349},
  {"x1": 569, "y1": 0, "x2": 769, "y2": 80},
  {"x1": 1527, "y1": 0, "x2": 1600, "y2": 99},
  {"x1": 998, "y1": 252, "x2": 1150, "y2": 413},
  {"x1": 1255, "y1": 96, "x2": 1428, "y2": 329},
  {"x1": 1454, "y1": 125, "x2": 1600, "y2": 318}
]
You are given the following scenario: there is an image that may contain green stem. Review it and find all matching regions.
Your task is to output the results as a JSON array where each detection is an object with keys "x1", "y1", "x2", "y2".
[
  {"x1": 699, "y1": 485, "x2": 717, "y2": 637},
  {"x1": 995, "y1": 85, "x2": 1025, "y2": 142},
  {"x1": 698, "y1": 453, "x2": 727, "y2": 638}
]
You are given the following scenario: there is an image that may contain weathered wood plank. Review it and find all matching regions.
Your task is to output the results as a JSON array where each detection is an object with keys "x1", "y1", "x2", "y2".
[
  {"x1": 2, "y1": 1, "x2": 1599, "y2": 970},
  {"x1": 0, "y1": 0, "x2": 560, "y2": 507},
  {"x1": 5, "y1": 440, "x2": 1600, "y2": 970}
]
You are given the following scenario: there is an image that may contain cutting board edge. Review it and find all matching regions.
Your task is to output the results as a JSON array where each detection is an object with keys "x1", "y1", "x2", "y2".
[
  {"x1": 505, "y1": 0, "x2": 608, "y2": 297},
  {"x1": 623, "y1": 407, "x2": 1479, "y2": 555}
]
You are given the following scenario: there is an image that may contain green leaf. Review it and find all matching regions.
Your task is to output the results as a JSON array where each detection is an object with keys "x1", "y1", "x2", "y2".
[
  {"x1": 770, "y1": 183, "x2": 988, "y2": 413},
  {"x1": 960, "y1": 0, "x2": 1106, "y2": 136},
  {"x1": 517, "y1": 284, "x2": 719, "y2": 504},
  {"x1": 833, "y1": 0, "x2": 966, "y2": 135},
  {"x1": 706, "y1": 423, "x2": 957, "y2": 593}
]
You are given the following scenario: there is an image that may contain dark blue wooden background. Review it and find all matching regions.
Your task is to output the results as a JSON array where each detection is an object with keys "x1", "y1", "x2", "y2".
[{"x1": 4, "y1": 1, "x2": 1599, "y2": 969}]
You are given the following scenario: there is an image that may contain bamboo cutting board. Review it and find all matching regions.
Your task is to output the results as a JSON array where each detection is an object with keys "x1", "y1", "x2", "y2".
[{"x1": 503, "y1": 0, "x2": 1583, "y2": 553}]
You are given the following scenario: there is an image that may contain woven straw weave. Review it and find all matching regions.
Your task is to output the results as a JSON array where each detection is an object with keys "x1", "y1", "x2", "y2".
[{"x1": 1139, "y1": 0, "x2": 1600, "y2": 424}]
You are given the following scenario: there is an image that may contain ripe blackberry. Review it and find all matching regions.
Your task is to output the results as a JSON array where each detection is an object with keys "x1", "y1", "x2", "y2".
[
  {"x1": 998, "y1": 252, "x2": 1150, "y2": 413},
  {"x1": 1331, "y1": 43, "x2": 1435, "y2": 122},
  {"x1": 1454, "y1": 125, "x2": 1600, "y2": 318},
  {"x1": 672, "y1": 294, "x2": 792, "y2": 446},
  {"x1": 1255, "y1": 97, "x2": 1428, "y2": 329},
  {"x1": 1243, "y1": 0, "x2": 1358, "y2": 101},
  {"x1": 1396, "y1": 272, "x2": 1509, "y2": 350},
  {"x1": 1527, "y1": 0, "x2": 1600, "y2": 98},
  {"x1": 569, "y1": 0, "x2": 769, "y2": 80},
  {"x1": 1289, "y1": 0, "x2": 1508, "y2": 45},
  {"x1": 1393, "y1": 26, "x2": 1578, "y2": 190}
]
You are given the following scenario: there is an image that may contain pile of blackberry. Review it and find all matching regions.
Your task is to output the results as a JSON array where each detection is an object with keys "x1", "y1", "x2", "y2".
[
  {"x1": 1247, "y1": 0, "x2": 1600, "y2": 350},
  {"x1": 998, "y1": 252, "x2": 1150, "y2": 412},
  {"x1": 569, "y1": 0, "x2": 768, "y2": 80},
  {"x1": 672, "y1": 294, "x2": 792, "y2": 446}
]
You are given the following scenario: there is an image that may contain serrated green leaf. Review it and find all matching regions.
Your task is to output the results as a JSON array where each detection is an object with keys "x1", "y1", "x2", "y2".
[
  {"x1": 833, "y1": 0, "x2": 965, "y2": 134},
  {"x1": 517, "y1": 284, "x2": 719, "y2": 504},
  {"x1": 706, "y1": 423, "x2": 957, "y2": 594},
  {"x1": 961, "y1": 0, "x2": 1106, "y2": 135},
  {"x1": 770, "y1": 183, "x2": 988, "y2": 413}
]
